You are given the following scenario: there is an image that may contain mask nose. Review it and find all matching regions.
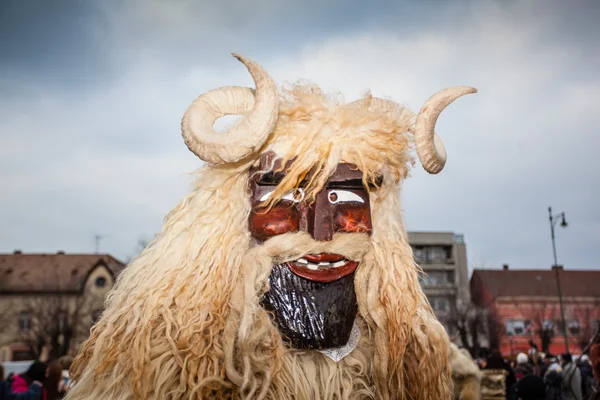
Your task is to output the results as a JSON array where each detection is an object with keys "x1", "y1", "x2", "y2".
[{"x1": 306, "y1": 190, "x2": 334, "y2": 242}]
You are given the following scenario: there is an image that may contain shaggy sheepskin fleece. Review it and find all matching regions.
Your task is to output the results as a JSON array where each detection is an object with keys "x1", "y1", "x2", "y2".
[
  {"x1": 67, "y1": 85, "x2": 452, "y2": 400},
  {"x1": 449, "y1": 343, "x2": 482, "y2": 400}
]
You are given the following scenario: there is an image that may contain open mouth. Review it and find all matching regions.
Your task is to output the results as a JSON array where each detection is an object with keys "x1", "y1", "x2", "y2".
[{"x1": 287, "y1": 253, "x2": 359, "y2": 283}]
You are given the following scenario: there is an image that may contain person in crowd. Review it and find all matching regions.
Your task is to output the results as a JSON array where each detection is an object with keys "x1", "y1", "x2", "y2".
[
  {"x1": 544, "y1": 369, "x2": 563, "y2": 400},
  {"x1": 515, "y1": 375, "x2": 546, "y2": 400},
  {"x1": 562, "y1": 353, "x2": 583, "y2": 400},
  {"x1": 56, "y1": 356, "x2": 72, "y2": 397},
  {"x1": 0, "y1": 363, "x2": 42, "y2": 400},
  {"x1": 11, "y1": 362, "x2": 46, "y2": 395},
  {"x1": 539, "y1": 354, "x2": 553, "y2": 378},
  {"x1": 486, "y1": 349, "x2": 517, "y2": 400},
  {"x1": 44, "y1": 361, "x2": 63, "y2": 400},
  {"x1": 528, "y1": 341, "x2": 539, "y2": 359},
  {"x1": 0, "y1": 383, "x2": 43, "y2": 400},
  {"x1": 516, "y1": 353, "x2": 535, "y2": 380},
  {"x1": 545, "y1": 357, "x2": 563, "y2": 378},
  {"x1": 586, "y1": 340, "x2": 600, "y2": 400},
  {"x1": 580, "y1": 355, "x2": 595, "y2": 399}
]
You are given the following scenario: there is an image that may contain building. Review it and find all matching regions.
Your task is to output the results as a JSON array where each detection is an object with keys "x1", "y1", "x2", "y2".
[
  {"x1": 470, "y1": 265, "x2": 600, "y2": 356},
  {"x1": 0, "y1": 251, "x2": 125, "y2": 362},
  {"x1": 408, "y1": 231, "x2": 470, "y2": 335}
]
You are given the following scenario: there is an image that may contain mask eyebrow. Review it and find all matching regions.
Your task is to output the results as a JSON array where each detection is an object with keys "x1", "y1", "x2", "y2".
[
  {"x1": 327, "y1": 176, "x2": 383, "y2": 190},
  {"x1": 256, "y1": 171, "x2": 287, "y2": 185},
  {"x1": 256, "y1": 171, "x2": 313, "y2": 187}
]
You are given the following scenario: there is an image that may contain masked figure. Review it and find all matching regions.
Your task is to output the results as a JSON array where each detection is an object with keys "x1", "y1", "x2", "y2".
[{"x1": 67, "y1": 54, "x2": 476, "y2": 400}]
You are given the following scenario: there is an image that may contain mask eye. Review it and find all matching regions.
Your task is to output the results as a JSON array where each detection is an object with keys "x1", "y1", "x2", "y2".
[
  {"x1": 328, "y1": 190, "x2": 364, "y2": 204},
  {"x1": 260, "y1": 188, "x2": 305, "y2": 203}
]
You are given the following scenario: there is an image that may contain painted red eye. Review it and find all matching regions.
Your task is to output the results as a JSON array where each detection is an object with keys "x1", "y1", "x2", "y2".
[
  {"x1": 249, "y1": 206, "x2": 300, "y2": 240},
  {"x1": 334, "y1": 204, "x2": 372, "y2": 235}
]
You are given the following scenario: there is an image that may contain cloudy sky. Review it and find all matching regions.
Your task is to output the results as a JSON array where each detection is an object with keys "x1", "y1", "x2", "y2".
[{"x1": 1, "y1": 0, "x2": 598, "y2": 270}]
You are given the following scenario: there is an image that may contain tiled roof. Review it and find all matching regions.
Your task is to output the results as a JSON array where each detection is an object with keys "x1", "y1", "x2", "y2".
[
  {"x1": 0, "y1": 252, "x2": 125, "y2": 293},
  {"x1": 471, "y1": 267, "x2": 600, "y2": 299}
]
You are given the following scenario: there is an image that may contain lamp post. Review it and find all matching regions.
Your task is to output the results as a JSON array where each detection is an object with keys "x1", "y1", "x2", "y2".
[{"x1": 548, "y1": 206, "x2": 569, "y2": 352}]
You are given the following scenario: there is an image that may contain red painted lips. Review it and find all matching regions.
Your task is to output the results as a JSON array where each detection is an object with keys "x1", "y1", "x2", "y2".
[{"x1": 286, "y1": 253, "x2": 358, "y2": 283}]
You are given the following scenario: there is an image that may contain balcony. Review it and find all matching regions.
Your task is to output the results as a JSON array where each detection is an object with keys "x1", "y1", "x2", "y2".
[
  {"x1": 416, "y1": 258, "x2": 455, "y2": 266},
  {"x1": 412, "y1": 245, "x2": 454, "y2": 266},
  {"x1": 418, "y1": 271, "x2": 455, "y2": 289}
]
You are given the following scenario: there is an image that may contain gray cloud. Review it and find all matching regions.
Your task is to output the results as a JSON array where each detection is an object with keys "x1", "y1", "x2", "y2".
[{"x1": 0, "y1": 0, "x2": 598, "y2": 269}]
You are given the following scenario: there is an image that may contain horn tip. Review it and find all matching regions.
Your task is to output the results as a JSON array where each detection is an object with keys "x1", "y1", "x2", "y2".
[{"x1": 231, "y1": 53, "x2": 247, "y2": 63}]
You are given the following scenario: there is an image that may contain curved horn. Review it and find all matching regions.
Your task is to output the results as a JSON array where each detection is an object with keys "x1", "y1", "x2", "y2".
[
  {"x1": 343, "y1": 86, "x2": 477, "y2": 174},
  {"x1": 181, "y1": 53, "x2": 279, "y2": 164},
  {"x1": 413, "y1": 86, "x2": 477, "y2": 174}
]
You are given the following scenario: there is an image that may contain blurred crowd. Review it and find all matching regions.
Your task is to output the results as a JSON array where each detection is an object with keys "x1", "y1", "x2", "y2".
[
  {"x1": 474, "y1": 341, "x2": 600, "y2": 400},
  {"x1": 0, "y1": 357, "x2": 71, "y2": 400}
]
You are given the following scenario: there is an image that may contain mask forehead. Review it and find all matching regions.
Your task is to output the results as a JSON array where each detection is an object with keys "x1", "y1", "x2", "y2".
[{"x1": 250, "y1": 153, "x2": 367, "y2": 195}]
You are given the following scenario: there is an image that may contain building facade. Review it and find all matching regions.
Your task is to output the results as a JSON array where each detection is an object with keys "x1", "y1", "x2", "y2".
[
  {"x1": 408, "y1": 231, "x2": 470, "y2": 336},
  {"x1": 0, "y1": 251, "x2": 125, "y2": 362},
  {"x1": 471, "y1": 265, "x2": 600, "y2": 356}
]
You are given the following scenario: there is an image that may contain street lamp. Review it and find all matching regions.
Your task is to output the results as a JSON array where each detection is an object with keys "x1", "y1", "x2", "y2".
[{"x1": 548, "y1": 206, "x2": 569, "y2": 352}]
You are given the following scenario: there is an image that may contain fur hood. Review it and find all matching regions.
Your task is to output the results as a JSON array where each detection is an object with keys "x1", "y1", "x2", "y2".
[{"x1": 449, "y1": 343, "x2": 482, "y2": 380}]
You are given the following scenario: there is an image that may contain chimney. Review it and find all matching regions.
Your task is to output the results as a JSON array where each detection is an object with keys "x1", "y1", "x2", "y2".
[
  {"x1": 551, "y1": 265, "x2": 563, "y2": 271},
  {"x1": 13, "y1": 250, "x2": 22, "y2": 254},
  {"x1": 57, "y1": 250, "x2": 65, "y2": 255},
  {"x1": 503, "y1": 264, "x2": 509, "y2": 271}
]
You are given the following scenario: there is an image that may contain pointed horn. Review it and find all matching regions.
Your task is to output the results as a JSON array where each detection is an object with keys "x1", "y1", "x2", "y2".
[
  {"x1": 181, "y1": 54, "x2": 279, "y2": 164},
  {"x1": 414, "y1": 86, "x2": 477, "y2": 174}
]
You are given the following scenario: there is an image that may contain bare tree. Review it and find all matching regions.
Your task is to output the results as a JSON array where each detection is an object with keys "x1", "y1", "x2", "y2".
[
  {"x1": 572, "y1": 300, "x2": 600, "y2": 351},
  {"x1": 469, "y1": 270, "x2": 508, "y2": 353},
  {"x1": 18, "y1": 294, "x2": 96, "y2": 360},
  {"x1": 0, "y1": 299, "x2": 17, "y2": 344},
  {"x1": 445, "y1": 300, "x2": 487, "y2": 356},
  {"x1": 486, "y1": 307, "x2": 505, "y2": 351},
  {"x1": 0, "y1": 276, "x2": 19, "y2": 346},
  {"x1": 515, "y1": 302, "x2": 557, "y2": 354},
  {"x1": 4, "y1": 264, "x2": 106, "y2": 361}
]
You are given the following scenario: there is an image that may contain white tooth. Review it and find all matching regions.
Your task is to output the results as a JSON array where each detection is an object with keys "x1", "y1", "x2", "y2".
[
  {"x1": 307, "y1": 263, "x2": 319, "y2": 270},
  {"x1": 296, "y1": 258, "x2": 308, "y2": 264},
  {"x1": 333, "y1": 261, "x2": 346, "y2": 268},
  {"x1": 318, "y1": 262, "x2": 330, "y2": 267}
]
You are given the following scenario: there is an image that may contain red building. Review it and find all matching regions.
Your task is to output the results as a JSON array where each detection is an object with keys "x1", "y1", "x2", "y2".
[{"x1": 470, "y1": 265, "x2": 600, "y2": 356}]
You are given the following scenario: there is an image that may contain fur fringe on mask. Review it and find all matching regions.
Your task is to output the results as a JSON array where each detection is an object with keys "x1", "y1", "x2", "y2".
[{"x1": 67, "y1": 85, "x2": 451, "y2": 400}]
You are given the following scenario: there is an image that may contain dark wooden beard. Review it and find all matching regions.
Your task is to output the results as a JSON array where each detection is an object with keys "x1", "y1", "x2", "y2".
[{"x1": 260, "y1": 262, "x2": 358, "y2": 349}]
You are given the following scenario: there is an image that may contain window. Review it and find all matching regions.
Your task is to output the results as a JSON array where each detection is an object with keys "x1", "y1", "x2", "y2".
[
  {"x1": 421, "y1": 271, "x2": 453, "y2": 286},
  {"x1": 414, "y1": 246, "x2": 453, "y2": 264},
  {"x1": 453, "y1": 234, "x2": 465, "y2": 244},
  {"x1": 431, "y1": 297, "x2": 450, "y2": 312},
  {"x1": 95, "y1": 276, "x2": 107, "y2": 288},
  {"x1": 568, "y1": 320, "x2": 580, "y2": 335},
  {"x1": 413, "y1": 247, "x2": 426, "y2": 263},
  {"x1": 555, "y1": 319, "x2": 566, "y2": 335},
  {"x1": 505, "y1": 319, "x2": 529, "y2": 336},
  {"x1": 427, "y1": 247, "x2": 448, "y2": 262},
  {"x1": 19, "y1": 311, "x2": 32, "y2": 333}
]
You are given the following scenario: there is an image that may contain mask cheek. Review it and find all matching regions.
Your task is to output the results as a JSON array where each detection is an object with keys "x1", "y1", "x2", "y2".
[
  {"x1": 249, "y1": 205, "x2": 300, "y2": 240},
  {"x1": 334, "y1": 205, "x2": 372, "y2": 235}
]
